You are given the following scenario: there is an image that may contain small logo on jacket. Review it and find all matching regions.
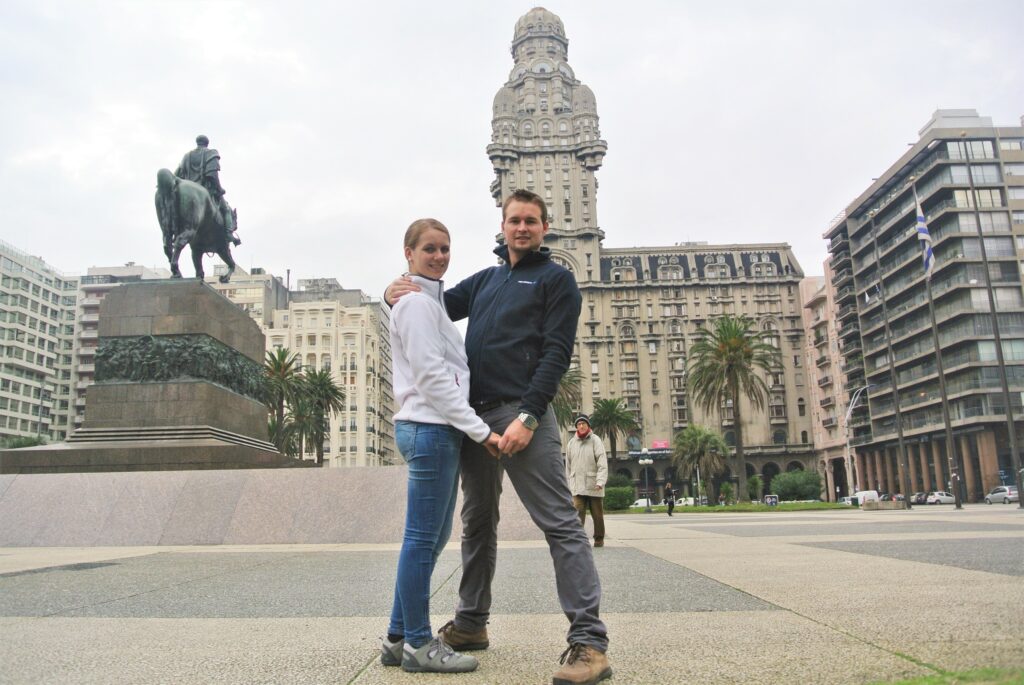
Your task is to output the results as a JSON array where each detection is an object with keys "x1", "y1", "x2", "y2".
[{"x1": 517, "y1": 280, "x2": 536, "y2": 285}]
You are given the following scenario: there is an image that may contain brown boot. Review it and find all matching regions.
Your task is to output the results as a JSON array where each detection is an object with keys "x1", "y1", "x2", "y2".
[
  {"x1": 553, "y1": 643, "x2": 612, "y2": 685},
  {"x1": 437, "y1": 620, "x2": 489, "y2": 651},
  {"x1": 593, "y1": 539, "x2": 604, "y2": 548}
]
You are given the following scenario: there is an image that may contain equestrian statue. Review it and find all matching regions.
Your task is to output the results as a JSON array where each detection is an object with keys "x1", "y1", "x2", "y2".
[{"x1": 155, "y1": 135, "x2": 241, "y2": 283}]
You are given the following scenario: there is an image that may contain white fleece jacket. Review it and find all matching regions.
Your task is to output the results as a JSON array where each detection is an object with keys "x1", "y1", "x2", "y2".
[{"x1": 390, "y1": 275, "x2": 491, "y2": 443}]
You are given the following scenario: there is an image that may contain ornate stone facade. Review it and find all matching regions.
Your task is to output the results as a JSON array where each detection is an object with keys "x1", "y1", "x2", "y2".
[{"x1": 487, "y1": 9, "x2": 815, "y2": 498}]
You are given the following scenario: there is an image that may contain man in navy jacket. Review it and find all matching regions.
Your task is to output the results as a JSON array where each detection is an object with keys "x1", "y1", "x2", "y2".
[{"x1": 387, "y1": 190, "x2": 610, "y2": 685}]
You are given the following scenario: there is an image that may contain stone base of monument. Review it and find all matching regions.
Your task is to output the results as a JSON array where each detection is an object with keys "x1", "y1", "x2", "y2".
[{"x1": 0, "y1": 280, "x2": 304, "y2": 474}]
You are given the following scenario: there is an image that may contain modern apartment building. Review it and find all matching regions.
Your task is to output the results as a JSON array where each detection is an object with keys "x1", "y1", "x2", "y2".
[
  {"x1": 486, "y1": 8, "x2": 814, "y2": 498},
  {"x1": 265, "y1": 278, "x2": 396, "y2": 467},
  {"x1": 824, "y1": 109, "x2": 1024, "y2": 502},
  {"x1": 205, "y1": 265, "x2": 289, "y2": 330},
  {"x1": 70, "y1": 264, "x2": 170, "y2": 436},
  {"x1": 800, "y1": 270, "x2": 853, "y2": 500},
  {"x1": 0, "y1": 240, "x2": 78, "y2": 442}
]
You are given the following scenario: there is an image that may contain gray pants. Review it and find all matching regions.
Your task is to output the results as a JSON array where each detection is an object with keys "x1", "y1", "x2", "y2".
[{"x1": 455, "y1": 402, "x2": 608, "y2": 651}]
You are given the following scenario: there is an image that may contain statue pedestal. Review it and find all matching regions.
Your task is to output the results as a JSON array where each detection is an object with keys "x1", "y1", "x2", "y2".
[{"x1": 1, "y1": 280, "x2": 306, "y2": 473}]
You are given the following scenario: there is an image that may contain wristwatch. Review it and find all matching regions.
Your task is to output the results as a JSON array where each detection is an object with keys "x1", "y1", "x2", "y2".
[{"x1": 517, "y1": 412, "x2": 539, "y2": 431}]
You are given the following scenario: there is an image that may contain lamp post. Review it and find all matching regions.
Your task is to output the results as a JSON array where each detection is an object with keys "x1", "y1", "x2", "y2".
[
  {"x1": 844, "y1": 384, "x2": 874, "y2": 492},
  {"x1": 639, "y1": 448, "x2": 653, "y2": 513}
]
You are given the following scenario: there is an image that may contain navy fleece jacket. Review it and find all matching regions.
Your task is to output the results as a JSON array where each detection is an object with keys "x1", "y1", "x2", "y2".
[{"x1": 444, "y1": 244, "x2": 582, "y2": 419}]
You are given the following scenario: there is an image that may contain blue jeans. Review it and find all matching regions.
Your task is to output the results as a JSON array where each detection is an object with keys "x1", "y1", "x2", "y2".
[{"x1": 388, "y1": 420, "x2": 463, "y2": 648}]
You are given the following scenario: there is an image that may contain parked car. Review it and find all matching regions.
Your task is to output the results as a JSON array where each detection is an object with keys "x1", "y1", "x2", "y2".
[
  {"x1": 853, "y1": 490, "x2": 880, "y2": 504},
  {"x1": 910, "y1": 492, "x2": 928, "y2": 504},
  {"x1": 926, "y1": 491, "x2": 955, "y2": 504},
  {"x1": 838, "y1": 496, "x2": 854, "y2": 506},
  {"x1": 630, "y1": 498, "x2": 656, "y2": 508},
  {"x1": 984, "y1": 485, "x2": 1019, "y2": 504}
]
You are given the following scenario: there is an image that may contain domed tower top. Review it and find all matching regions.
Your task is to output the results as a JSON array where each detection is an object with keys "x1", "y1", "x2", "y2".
[{"x1": 512, "y1": 7, "x2": 568, "y2": 57}]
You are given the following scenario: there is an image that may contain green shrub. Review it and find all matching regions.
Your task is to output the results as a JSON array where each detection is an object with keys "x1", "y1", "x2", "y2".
[
  {"x1": 1, "y1": 436, "x2": 47, "y2": 449},
  {"x1": 770, "y1": 470, "x2": 821, "y2": 500},
  {"x1": 604, "y1": 486, "x2": 633, "y2": 510},
  {"x1": 747, "y1": 474, "x2": 763, "y2": 501},
  {"x1": 605, "y1": 473, "x2": 633, "y2": 488},
  {"x1": 719, "y1": 481, "x2": 734, "y2": 504}
]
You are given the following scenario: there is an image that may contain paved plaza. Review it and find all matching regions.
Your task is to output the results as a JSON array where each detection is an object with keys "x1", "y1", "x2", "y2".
[{"x1": 1, "y1": 505, "x2": 1021, "y2": 684}]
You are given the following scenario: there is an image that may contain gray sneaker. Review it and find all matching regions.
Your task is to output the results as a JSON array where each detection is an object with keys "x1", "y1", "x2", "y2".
[
  {"x1": 380, "y1": 635, "x2": 403, "y2": 666},
  {"x1": 402, "y1": 636, "x2": 479, "y2": 673}
]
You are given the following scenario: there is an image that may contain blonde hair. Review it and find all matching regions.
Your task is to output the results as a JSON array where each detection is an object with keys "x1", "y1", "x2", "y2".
[{"x1": 404, "y1": 218, "x2": 450, "y2": 250}]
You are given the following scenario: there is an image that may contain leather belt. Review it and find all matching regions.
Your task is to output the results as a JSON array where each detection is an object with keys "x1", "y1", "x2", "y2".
[{"x1": 472, "y1": 399, "x2": 516, "y2": 412}]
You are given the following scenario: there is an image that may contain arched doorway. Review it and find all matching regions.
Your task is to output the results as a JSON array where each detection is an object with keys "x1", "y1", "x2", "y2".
[
  {"x1": 786, "y1": 461, "x2": 804, "y2": 472},
  {"x1": 638, "y1": 466, "x2": 658, "y2": 500},
  {"x1": 763, "y1": 462, "x2": 781, "y2": 495}
]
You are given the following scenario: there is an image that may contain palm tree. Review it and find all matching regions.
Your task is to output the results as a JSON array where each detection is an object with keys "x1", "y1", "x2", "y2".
[
  {"x1": 283, "y1": 393, "x2": 316, "y2": 459},
  {"x1": 589, "y1": 397, "x2": 639, "y2": 459},
  {"x1": 263, "y1": 348, "x2": 301, "y2": 449},
  {"x1": 672, "y1": 424, "x2": 728, "y2": 503},
  {"x1": 687, "y1": 315, "x2": 779, "y2": 501},
  {"x1": 551, "y1": 365, "x2": 583, "y2": 430},
  {"x1": 302, "y1": 368, "x2": 346, "y2": 466}
]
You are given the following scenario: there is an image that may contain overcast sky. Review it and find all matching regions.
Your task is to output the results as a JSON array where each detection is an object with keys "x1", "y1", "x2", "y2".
[{"x1": 2, "y1": 0, "x2": 1022, "y2": 294}]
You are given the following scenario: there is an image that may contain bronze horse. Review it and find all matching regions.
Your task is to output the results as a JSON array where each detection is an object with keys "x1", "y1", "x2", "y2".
[{"x1": 155, "y1": 168, "x2": 237, "y2": 283}]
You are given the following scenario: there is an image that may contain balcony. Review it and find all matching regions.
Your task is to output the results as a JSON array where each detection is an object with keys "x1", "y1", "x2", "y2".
[
  {"x1": 80, "y1": 313, "x2": 99, "y2": 324},
  {"x1": 79, "y1": 329, "x2": 98, "y2": 340},
  {"x1": 841, "y1": 357, "x2": 863, "y2": 375},
  {"x1": 832, "y1": 269, "x2": 852, "y2": 288},
  {"x1": 829, "y1": 235, "x2": 849, "y2": 252},
  {"x1": 840, "y1": 321, "x2": 860, "y2": 339},
  {"x1": 822, "y1": 417, "x2": 838, "y2": 429},
  {"x1": 843, "y1": 340, "x2": 862, "y2": 356},
  {"x1": 838, "y1": 304, "x2": 857, "y2": 321},
  {"x1": 851, "y1": 432, "x2": 873, "y2": 446},
  {"x1": 815, "y1": 355, "x2": 829, "y2": 368},
  {"x1": 835, "y1": 285, "x2": 855, "y2": 303},
  {"x1": 820, "y1": 396, "x2": 835, "y2": 408},
  {"x1": 817, "y1": 375, "x2": 833, "y2": 387},
  {"x1": 813, "y1": 335, "x2": 828, "y2": 349}
]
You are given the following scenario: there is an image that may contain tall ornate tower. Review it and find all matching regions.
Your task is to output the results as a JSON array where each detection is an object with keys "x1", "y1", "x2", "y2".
[{"x1": 487, "y1": 7, "x2": 607, "y2": 282}]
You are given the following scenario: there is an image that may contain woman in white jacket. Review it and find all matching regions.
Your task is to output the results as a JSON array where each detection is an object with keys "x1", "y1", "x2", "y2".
[{"x1": 381, "y1": 219, "x2": 500, "y2": 674}]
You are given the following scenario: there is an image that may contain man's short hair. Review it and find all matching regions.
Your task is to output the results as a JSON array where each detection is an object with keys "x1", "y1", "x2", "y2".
[
  {"x1": 196, "y1": 134, "x2": 210, "y2": 147},
  {"x1": 502, "y1": 189, "x2": 547, "y2": 224}
]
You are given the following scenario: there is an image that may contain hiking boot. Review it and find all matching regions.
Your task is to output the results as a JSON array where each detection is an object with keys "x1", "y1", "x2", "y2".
[
  {"x1": 552, "y1": 643, "x2": 612, "y2": 685},
  {"x1": 437, "y1": 619, "x2": 489, "y2": 650},
  {"x1": 380, "y1": 635, "x2": 403, "y2": 667},
  {"x1": 402, "y1": 636, "x2": 478, "y2": 673}
]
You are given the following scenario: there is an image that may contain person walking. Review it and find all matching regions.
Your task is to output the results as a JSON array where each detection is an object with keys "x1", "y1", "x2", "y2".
[
  {"x1": 565, "y1": 414, "x2": 608, "y2": 547},
  {"x1": 387, "y1": 190, "x2": 611, "y2": 685},
  {"x1": 664, "y1": 482, "x2": 676, "y2": 516},
  {"x1": 381, "y1": 218, "x2": 501, "y2": 674}
]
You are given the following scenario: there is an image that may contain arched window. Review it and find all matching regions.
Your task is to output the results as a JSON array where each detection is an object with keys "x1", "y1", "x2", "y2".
[
  {"x1": 800, "y1": 430, "x2": 809, "y2": 443},
  {"x1": 621, "y1": 324, "x2": 635, "y2": 337},
  {"x1": 797, "y1": 399, "x2": 806, "y2": 416},
  {"x1": 658, "y1": 265, "x2": 683, "y2": 280}
]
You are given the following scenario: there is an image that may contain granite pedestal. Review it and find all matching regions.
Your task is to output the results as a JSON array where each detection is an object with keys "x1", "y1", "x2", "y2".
[{"x1": 0, "y1": 280, "x2": 300, "y2": 473}]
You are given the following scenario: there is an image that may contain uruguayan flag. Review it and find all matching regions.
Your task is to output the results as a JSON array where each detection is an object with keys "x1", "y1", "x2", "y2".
[{"x1": 916, "y1": 199, "x2": 934, "y2": 280}]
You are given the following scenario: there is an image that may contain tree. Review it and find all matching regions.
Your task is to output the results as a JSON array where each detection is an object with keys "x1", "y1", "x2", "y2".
[
  {"x1": 770, "y1": 470, "x2": 822, "y2": 500},
  {"x1": 283, "y1": 393, "x2": 316, "y2": 459},
  {"x1": 301, "y1": 368, "x2": 346, "y2": 466},
  {"x1": 589, "y1": 398, "x2": 638, "y2": 459},
  {"x1": 263, "y1": 348, "x2": 302, "y2": 449},
  {"x1": 747, "y1": 474, "x2": 764, "y2": 501},
  {"x1": 687, "y1": 315, "x2": 779, "y2": 501},
  {"x1": 551, "y1": 365, "x2": 582, "y2": 430},
  {"x1": 671, "y1": 424, "x2": 728, "y2": 502}
]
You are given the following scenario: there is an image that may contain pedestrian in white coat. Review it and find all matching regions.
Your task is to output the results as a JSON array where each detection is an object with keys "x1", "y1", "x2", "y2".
[{"x1": 565, "y1": 414, "x2": 608, "y2": 547}]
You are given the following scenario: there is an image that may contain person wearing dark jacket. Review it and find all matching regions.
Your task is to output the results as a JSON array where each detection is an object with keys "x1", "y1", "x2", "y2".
[{"x1": 387, "y1": 189, "x2": 611, "y2": 685}]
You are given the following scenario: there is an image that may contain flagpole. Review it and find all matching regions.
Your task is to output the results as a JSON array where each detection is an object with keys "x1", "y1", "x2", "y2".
[
  {"x1": 911, "y1": 178, "x2": 962, "y2": 509},
  {"x1": 869, "y1": 210, "x2": 913, "y2": 509},
  {"x1": 961, "y1": 131, "x2": 1023, "y2": 506}
]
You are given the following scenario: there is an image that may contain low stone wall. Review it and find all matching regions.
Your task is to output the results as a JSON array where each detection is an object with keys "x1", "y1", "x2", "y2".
[{"x1": 0, "y1": 467, "x2": 541, "y2": 546}]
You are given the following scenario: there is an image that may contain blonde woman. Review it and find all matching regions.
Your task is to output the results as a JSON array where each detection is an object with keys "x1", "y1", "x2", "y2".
[{"x1": 381, "y1": 219, "x2": 500, "y2": 674}]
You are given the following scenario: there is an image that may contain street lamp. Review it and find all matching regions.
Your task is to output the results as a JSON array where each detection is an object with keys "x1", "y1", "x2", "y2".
[
  {"x1": 639, "y1": 448, "x2": 653, "y2": 513},
  {"x1": 844, "y1": 384, "x2": 874, "y2": 493}
]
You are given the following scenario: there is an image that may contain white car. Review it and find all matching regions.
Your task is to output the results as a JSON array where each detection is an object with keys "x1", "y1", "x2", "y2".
[
  {"x1": 630, "y1": 498, "x2": 655, "y2": 508},
  {"x1": 985, "y1": 485, "x2": 1019, "y2": 504},
  {"x1": 926, "y1": 491, "x2": 955, "y2": 505}
]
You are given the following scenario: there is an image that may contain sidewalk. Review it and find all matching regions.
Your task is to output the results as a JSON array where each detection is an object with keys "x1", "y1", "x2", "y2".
[{"x1": 1, "y1": 505, "x2": 1021, "y2": 683}]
